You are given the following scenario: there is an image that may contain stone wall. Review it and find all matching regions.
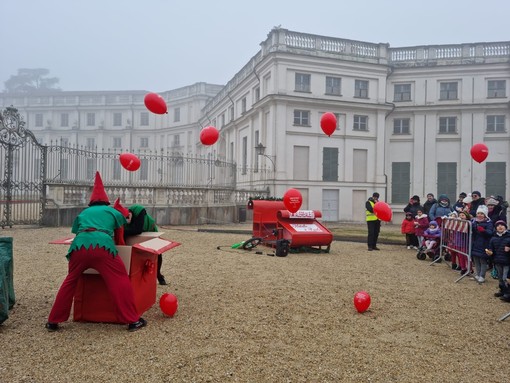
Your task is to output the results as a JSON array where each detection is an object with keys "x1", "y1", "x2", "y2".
[{"x1": 41, "y1": 204, "x2": 249, "y2": 227}]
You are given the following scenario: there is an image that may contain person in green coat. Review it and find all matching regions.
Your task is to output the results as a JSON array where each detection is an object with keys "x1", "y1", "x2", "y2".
[
  {"x1": 124, "y1": 204, "x2": 167, "y2": 285},
  {"x1": 46, "y1": 172, "x2": 147, "y2": 332}
]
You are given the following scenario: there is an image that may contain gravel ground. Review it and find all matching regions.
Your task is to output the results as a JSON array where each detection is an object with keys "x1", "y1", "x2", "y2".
[{"x1": 1, "y1": 225, "x2": 510, "y2": 383}]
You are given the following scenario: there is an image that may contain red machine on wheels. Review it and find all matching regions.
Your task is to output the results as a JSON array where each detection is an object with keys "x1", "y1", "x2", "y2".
[{"x1": 247, "y1": 199, "x2": 333, "y2": 253}]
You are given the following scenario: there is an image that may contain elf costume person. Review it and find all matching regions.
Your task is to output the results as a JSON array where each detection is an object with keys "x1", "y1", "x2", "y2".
[
  {"x1": 123, "y1": 204, "x2": 167, "y2": 285},
  {"x1": 46, "y1": 171, "x2": 147, "y2": 332},
  {"x1": 113, "y1": 198, "x2": 130, "y2": 245}
]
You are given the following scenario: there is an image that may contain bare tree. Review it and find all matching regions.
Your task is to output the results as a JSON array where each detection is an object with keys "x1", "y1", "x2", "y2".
[{"x1": 4, "y1": 68, "x2": 60, "y2": 93}]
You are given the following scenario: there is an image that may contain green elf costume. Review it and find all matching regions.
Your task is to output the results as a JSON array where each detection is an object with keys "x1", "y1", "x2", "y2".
[
  {"x1": 123, "y1": 204, "x2": 167, "y2": 285},
  {"x1": 46, "y1": 171, "x2": 147, "y2": 332}
]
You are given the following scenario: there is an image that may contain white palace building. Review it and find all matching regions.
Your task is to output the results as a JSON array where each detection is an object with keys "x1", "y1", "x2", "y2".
[{"x1": 1, "y1": 28, "x2": 509, "y2": 222}]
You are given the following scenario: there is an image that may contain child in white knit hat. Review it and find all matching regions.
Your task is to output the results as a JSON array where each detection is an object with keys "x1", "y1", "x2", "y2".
[{"x1": 470, "y1": 205, "x2": 494, "y2": 283}]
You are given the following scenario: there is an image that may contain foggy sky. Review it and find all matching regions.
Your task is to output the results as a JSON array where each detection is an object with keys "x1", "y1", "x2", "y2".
[{"x1": 1, "y1": 0, "x2": 509, "y2": 93}]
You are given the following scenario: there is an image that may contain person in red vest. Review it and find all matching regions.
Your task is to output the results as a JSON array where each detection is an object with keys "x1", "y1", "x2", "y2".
[{"x1": 46, "y1": 171, "x2": 147, "y2": 332}]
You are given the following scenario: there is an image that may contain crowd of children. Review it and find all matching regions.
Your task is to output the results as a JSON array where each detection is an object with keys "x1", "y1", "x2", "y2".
[{"x1": 401, "y1": 191, "x2": 510, "y2": 303}]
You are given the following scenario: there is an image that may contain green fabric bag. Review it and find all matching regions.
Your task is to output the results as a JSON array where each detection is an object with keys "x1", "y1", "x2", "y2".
[
  {"x1": 491, "y1": 267, "x2": 499, "y2": 280},
  {"x1": 0, "y1": 237, "x2": 15, "y2": 325}
]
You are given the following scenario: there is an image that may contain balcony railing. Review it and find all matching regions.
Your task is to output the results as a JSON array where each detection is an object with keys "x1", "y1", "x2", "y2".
[{"x1": 202, "y1": 28, "x2": 509, "y2": 114}]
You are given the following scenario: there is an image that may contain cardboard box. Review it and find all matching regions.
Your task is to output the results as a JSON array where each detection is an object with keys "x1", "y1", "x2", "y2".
[
  {"x1": 125, "y1": 231, "x2": 163, "y2": 245},
  {"x1": 50, "y1": 232, "x2": 180, "y2": 323}
]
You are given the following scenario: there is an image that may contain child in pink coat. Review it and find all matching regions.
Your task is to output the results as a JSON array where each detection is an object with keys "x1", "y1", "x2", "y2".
[{"x1": 414, "y1": 208, "x2": 429, "y2": 248}]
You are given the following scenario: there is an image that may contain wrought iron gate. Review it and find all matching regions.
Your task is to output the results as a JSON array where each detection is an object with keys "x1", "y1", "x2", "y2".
[{"x1": 0, "y1": 107, "x2": 45, "y2": 228}]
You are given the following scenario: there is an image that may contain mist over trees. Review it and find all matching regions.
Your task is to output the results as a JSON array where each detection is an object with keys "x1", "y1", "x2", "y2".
[{"x1": 3, "y1": 68, "x2": 60, "y2": 93}]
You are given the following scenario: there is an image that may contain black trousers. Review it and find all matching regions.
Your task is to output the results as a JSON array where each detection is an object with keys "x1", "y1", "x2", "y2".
[
  {"x1": 367, "y1": 220, "x2": 381, "y2": 249},
  {"x1": 157, "y1": 254, "x2": 163, "y2": 277},
  {"x1": 405, "y1": 233, "x2": 419, "y2": 247}
]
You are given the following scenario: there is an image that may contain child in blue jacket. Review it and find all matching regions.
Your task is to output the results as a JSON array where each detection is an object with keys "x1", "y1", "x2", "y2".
[
  {"x1": 485, "y1": 220, "x2": 510, "y2": 298},
  {"x1": 471, "y1": 205, "x2": 494, "y2": 283}
]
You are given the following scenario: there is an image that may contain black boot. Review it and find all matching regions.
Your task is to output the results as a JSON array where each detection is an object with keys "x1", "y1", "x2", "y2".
[
  {"x1": 156, "y1": 254, "x2": 166, "y2": 285},
  {"x1": 497, "y1": 283, "x2": 509, "y2": 299},
  {"x1": 128, "y1": 317, "x2": 147, "y2": 332},
  {"x1": 45, "y1": 322, "x2": 59, "y2": 332}
]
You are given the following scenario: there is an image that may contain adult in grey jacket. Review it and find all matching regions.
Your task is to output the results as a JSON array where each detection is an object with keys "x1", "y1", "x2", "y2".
[{"x1": 428, "y1": 194, "x2": 453, "y2": 223}]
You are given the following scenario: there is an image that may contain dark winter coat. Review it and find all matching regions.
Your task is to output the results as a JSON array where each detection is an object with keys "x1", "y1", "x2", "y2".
[
  {"x1": 469, "y1": 197, "x2": 486, "y2": 217},
  {"x1": 471, "y1": 218, "x2": 494, "y2": 259},
  {"x1": 404, "y1": 202, "x2": 424, "y2": 217},
  {"x1": 488, "y1": 205, "x2": 507, "y2": 226},
  {"x1": 488, "y1": 230, "x2": 510, "y2": 266},
  {"x1": 453, "y1": 200, "x2": 465, "y2": 213},
  {"x1": 423, "y1": 198, "x2": 437, "y2": 215}
]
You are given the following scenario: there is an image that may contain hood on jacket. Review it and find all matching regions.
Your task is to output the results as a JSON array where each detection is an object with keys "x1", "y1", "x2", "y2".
[{"x1": 438, "y1": 194, "x2": 450, "y2": 207}]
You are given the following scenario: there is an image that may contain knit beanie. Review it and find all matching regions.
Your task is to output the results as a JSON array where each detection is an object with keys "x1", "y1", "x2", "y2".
[
  {"x1": 495, "y1": 220, "x2": 508, "y2": 229},
  {"x1": 485, "y1": 197, "x2": 499, "y2": 206},
  {"x1": 476, "y1": 205, "x2": 488, "y2": 217}
]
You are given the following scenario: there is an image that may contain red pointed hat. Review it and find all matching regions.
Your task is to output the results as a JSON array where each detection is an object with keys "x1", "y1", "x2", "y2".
[
  {"x1": 89, "y1": 171, "x2": 110, "y2": 205},
  {"x1": 113, "y1": 198, "x2": 130, "y2": 217}
]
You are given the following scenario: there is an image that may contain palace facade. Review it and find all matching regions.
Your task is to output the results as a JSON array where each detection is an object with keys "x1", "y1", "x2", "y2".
[{"x1": 2, "y1": 28, "x2": 509, "y2": 222}]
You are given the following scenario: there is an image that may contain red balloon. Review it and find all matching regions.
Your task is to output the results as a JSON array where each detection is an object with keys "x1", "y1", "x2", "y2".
[
  {"x1": 144, "y1": 92, "x2": 167, "y2": 114},
  {"x1": 159, "y1": 293, "x2": 178, "y2": 317},
  {"x1": 320, "y1": 112, "x2": 337, "y2": 136},
  {"x1": 354, "y1": 291, "x2": 371, "y2": 313},
  {"x1": 200, "y1": 126, "x2": 219, "y2": 146},
  {"x1": 470, "y1": 143, "x2": 489, "y2": 163},
  {"x1": 283, "y1": 188, "x2": 303, "y2": 213},
  {"x1": 373, "y1": 201, "x2": 392, "y2": 222},
  {"x1": 119, "y1": 152, "x2": 141, "y2": 171}
]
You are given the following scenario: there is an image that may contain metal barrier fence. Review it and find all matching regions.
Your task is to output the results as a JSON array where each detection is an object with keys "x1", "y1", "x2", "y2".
[{"x1": 433, "y1": 217, "x2": 472, "y2": 283}]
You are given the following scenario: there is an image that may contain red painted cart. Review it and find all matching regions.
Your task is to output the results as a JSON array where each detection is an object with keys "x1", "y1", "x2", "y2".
[{"x1": 247, "y1": 200, "x2": 332, "y2": 252}]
